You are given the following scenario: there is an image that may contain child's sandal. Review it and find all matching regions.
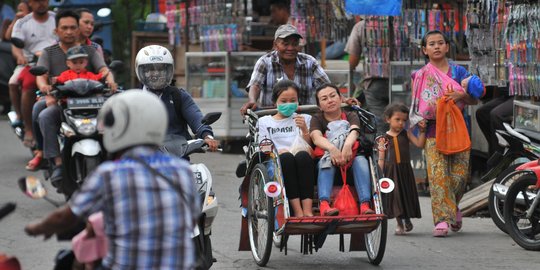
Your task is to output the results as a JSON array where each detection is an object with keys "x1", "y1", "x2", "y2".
[{"x1": 394, "y1": 226, "x2": 406, "y2": 235}]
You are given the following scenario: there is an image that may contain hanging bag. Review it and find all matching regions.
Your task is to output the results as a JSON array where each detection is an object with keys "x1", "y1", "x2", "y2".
[
  {"x1": 333, "y1": 166, "x2": 359, "y2": 216},
  {"x1": 289, "y1": 127, "x2": 313, "y2": 156},
  {"x1": 435, "y1": 98, "x2": 471, "y2": 154}
]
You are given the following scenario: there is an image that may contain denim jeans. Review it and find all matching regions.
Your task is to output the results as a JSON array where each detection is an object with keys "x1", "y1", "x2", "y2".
[{"x1": 317, "y1": 155, "x2": 372, "y2": 203}]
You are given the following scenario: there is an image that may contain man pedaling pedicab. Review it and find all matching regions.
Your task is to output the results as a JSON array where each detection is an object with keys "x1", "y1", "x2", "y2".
[{"x1": 134, "y1": 45, "x2": 219, "y2": 155}]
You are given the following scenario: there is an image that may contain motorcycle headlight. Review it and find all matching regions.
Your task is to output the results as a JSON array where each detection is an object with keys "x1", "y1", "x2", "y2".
[{"x1": 68, "y1": 116, "x2": 97, "y2": 136}]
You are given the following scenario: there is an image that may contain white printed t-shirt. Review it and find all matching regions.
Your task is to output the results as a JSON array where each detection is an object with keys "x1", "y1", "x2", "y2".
[
  {"x1": 11, "y1": 11, "x2": 56, "y2": 62},
  {"x1": 257, "y1": 113, "x2": 312, "y2": 151}
]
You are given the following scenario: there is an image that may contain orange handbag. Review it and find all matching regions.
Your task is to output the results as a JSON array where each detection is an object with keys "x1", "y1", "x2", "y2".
[{"x1": 435, "y1": 98, "x2": 471, "y2": 155}]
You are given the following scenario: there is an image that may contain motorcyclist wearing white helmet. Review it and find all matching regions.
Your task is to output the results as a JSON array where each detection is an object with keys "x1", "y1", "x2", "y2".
[
  {"x1": 26, "y1": 90, "x2": 200, "y2": 270},
  {"x1": 135, "y1": 45, "x2": 219, "y2": 154}
]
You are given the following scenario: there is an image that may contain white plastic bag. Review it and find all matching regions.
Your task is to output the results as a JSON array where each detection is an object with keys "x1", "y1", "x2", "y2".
[{"x1": 289, "y1": 129, "x2": 312, "y2": 156}]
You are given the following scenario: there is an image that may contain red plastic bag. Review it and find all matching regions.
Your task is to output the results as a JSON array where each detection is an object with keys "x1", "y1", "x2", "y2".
[
  {"x1": 334, "y1": 167, "x2": 359, "y2": 216},
  {"x1": 435, "y1": 98, "x2": 471, "y2": 155}
]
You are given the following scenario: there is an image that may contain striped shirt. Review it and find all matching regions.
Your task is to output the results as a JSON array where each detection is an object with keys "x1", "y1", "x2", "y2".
[
  {"x1": 247, "y1": 50, "x2": 330, "y2": 107},
  {"x1": 37, "y1": 43, "x2": 106, "y2": 77},
  {"x1": 70, "y1": 146, "x2": 200, "y2": 270}
]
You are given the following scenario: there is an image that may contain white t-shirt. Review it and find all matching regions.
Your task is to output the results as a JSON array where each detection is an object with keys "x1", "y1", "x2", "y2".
[
  {"x1": 11, "y1": 11, "x2": 57, "y2": 62},
  {"x1": 257, "y1": 113, "x2": 312, "y2": 151}
]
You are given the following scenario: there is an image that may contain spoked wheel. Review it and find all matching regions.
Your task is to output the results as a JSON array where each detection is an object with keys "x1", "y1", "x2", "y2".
[
  {"x1": 503, "y1": 175, "x2": 540, "y2": 251},
  {"x1": 247, "y1": 163, "x2": 274, "y2": 266},
  {"x1": 488, "y1": 164, "x2": 526, "y2": 234},
  {"x1": 365, "y1": 218, "x2": 387, "y2": 265}
]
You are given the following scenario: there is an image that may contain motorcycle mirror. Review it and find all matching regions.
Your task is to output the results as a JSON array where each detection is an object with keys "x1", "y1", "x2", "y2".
[
  {"x1": 11, "y1": 37, "x2": 24, "y2": 48},
  {"x1": 108, "y1": 60, "x2": 124, "y2": 72},
  {"x1": 18, "y1": 176, "x2": 47, "y2": 199},
  {"x1": 29, "y1": 66, "x2": 48, "y2": 76},
  {"x1": 201, "y1": 112, "x2": 222, "y2": 126}
]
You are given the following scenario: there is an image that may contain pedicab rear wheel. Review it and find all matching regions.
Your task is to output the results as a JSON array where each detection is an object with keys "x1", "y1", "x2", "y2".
[
  {"x1": 247, "y1": 163, "x2": 274, "y2": 266},
  {"x1": 365, "y1": 218, "x2": 387, "y2": 265}
]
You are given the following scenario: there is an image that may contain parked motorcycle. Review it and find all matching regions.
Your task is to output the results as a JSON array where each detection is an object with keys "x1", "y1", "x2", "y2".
[
  {"x1": 29, "y1": 66, "x2": 113, "y2": 198},
  {"x1": 488, "y1": 122, "x2": 540, "y2": 233},
  {"x1": 503, "y1": 159, "x2": 540, "y2": 251},
  {"x1": 160, "y1": 112, "x2": 222, "y2": 270}
]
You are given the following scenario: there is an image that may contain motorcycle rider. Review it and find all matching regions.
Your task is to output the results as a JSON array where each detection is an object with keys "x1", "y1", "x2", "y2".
[
  {"x1": 135, "y1": 45, "x2": 219, "y2": 154},
  {"x1": 33, "y1": 9, "x2": 116, "y2": 185},
  {"x1": 9, "y1": 0, "x2": 56, "y2": 148},
  {"x1": 25, "y1": 90, "x2": 201, "y2": 270}
]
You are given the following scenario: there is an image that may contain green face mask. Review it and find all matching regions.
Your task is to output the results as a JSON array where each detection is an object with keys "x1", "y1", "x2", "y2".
[{"x1": 277, "y1": 102, "x2": 298, "y2": 117}]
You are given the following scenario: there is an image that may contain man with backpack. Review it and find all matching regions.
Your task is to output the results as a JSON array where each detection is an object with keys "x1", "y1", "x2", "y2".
[{"x1": 135, "y1": 45, "x2": 219, "y2": 155}]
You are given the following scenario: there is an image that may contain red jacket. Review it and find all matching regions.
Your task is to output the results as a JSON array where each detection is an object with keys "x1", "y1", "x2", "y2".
[{"x1": 56, "y1": 70, "x2": 103, "y2": 84}]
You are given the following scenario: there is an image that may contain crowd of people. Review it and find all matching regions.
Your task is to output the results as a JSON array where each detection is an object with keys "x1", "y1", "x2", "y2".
[{"x1": 0, "y1": 0, "x2": 513, "y2": 269}]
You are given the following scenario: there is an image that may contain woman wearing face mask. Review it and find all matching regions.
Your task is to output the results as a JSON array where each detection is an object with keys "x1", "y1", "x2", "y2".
[{"x1": 257, "y1": 79, "x2": 314, "y2": 217}]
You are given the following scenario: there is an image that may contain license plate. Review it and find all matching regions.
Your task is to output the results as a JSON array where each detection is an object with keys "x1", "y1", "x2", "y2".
[{"x1": 67, "y1": 96, "x2": 106, "y2": 109}]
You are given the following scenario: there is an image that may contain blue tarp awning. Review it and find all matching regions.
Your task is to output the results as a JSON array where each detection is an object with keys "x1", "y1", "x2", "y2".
[{"x1": 345, "y1": 0, "x2": 402, "y2": 16}]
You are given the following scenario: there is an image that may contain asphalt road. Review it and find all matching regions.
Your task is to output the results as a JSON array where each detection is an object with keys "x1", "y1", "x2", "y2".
[{"x1": 0, "y1": 117, "x2": 539, "y2": 269}]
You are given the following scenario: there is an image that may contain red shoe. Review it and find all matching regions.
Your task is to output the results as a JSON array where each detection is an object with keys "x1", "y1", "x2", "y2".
[
  {"x1": 319, "y1": 201, "x2": 339, "y2": 216},
  {"x1": 25, "y1": 154, "x2": 42, "y2": 171},
  {"x1": 360, "y1": 202, "x2": 375, "y2": 215}
]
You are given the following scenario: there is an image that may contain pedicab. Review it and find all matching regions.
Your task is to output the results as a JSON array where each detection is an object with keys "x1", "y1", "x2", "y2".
[{"x1": 236, "y1": 104, "x2": 393, "y2": 266}]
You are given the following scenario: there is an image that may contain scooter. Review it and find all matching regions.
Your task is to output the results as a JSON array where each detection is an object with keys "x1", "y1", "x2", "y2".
[
  {"x1": 487, "y1": 122, "x2": 540, "y2": 233},
  {"x1": 29, "y1": 66, "x2": 113, "y2": 199},
  {"x1": 502, "y1": 159, "x2": 540, "y2": 251},
  {"x1": 0, "y1": 203, "x2": 21, "y2": 270},
  {"x1": 159, "y1": 112, "x2": 222, "y2": 270}
]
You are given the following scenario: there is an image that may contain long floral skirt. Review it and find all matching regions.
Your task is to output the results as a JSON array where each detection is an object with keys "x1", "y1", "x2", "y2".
[{"x1": 424, "y1": 138, "x2": 469, "y2": 225}]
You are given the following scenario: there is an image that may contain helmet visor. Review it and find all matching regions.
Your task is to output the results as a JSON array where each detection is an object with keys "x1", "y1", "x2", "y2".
[{"x1": 137, "y1": 63, "x2": 173, "y2": 90}]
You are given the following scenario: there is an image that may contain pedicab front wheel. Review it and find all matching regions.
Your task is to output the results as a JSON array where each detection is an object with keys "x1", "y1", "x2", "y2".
[
  {"x1": 247, "y1": 163, "x2": 275, "y2": 266},
  {"x1": 365, "y1": 218, "x2": 387, "y2": 265}
]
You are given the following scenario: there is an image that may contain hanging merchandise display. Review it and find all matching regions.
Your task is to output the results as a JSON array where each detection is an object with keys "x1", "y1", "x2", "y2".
[
  {"x1": 165, "y1": 0, "x2": 244, "y2": 52},
  {"x1": 466, "y1": 0, "x2": 505, "y2": 87},
  {"x1": 505, "y1": 2, "x2": 540, "y2": 97},
  {"x1": 289, "y1": 0, "x2": 354, "y2": 51}
]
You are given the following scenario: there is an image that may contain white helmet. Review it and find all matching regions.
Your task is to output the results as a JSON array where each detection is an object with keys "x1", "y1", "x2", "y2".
[
  {"x1": 98, "y1": 90, "x2": 168, "y2": 153},
  {"x1": 135, "y1": 45, "x2": 174, "y2": 90}
]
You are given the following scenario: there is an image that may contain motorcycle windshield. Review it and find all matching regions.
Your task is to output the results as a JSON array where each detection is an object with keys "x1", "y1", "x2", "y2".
[{"x1": 57, "y1": 79, "x2": 105, "y2": 97}]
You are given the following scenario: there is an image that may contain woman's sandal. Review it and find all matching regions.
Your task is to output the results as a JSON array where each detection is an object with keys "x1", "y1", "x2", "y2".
[
  {"x1": 404, "y1": 220, "x2": 414, "y2": 232},
  {"x1": 394, "y1": 225, "x2": 406, "y2": 236},
  {"x1": 451, "y1": 210, "x2": 463, "y2": 232},
  {"x1": 25, "y1": 155, "x2": 42, "y2": 171},
  {"x1": 433, "y1": 222, "x2": 449, "y2": 237}
]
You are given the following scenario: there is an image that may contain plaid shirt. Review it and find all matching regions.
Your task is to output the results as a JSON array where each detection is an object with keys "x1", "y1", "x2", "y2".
[
  {"x1": 247, "y1": 51, "x2": 330, "y2": 107},
  {"x1": 70, "y1": 146, "x2": 200, "y2": 270}
]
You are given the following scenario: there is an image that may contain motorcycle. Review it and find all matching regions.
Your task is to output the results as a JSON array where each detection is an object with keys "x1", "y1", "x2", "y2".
[
  {"x1": 0, "y1": 203, "x2": 21, "y2": 270},
  {"x1": 160, "y1": 112, "x2": 222, "y2": 270},
  {"x1": 487, "y1": 122, "x2": 540, "y2": 233},
  {"x1": 29, "y1": 66, "x2": 114, "y2": 198},
  {"x1": 503, "y1": 159, "x2": 540, "y2": 251}
]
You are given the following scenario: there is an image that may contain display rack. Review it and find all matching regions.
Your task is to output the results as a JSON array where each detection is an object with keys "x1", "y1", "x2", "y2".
[{"x1": 185, "y1": 51, "x2": 265, "y2": 143}]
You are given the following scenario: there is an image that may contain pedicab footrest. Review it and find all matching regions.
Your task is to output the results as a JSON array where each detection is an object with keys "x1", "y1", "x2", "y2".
[{"x1": 283, "y1": 214, "x2": 385, "y2": 235}]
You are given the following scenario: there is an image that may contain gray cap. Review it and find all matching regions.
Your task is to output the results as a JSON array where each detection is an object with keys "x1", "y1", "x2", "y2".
[
  {"x1": 66, "y1": 46, "x2": 88, "y2": 60},
  {"x1": 274, "y1": 24, "x2": 303, "y2": 40}
]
